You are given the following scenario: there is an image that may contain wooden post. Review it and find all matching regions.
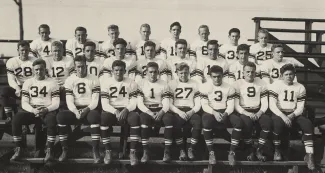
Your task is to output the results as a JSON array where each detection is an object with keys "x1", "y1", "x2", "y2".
[
  {"x1": 12, "y1": 0, "x2": 24, "y2": 40},
  {"x1": 304, "y1": 21, "x2": 312, "y2": 53},
  {"x1": 315, "y1": 32, "x2": 323, "y2": 65}
]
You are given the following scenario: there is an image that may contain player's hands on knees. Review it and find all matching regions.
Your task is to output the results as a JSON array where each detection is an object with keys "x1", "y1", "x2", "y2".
[
  {"x1": 38, "y1": 107, "x2": 49, "y2": 117},
  {"x1": 15, "y1": 87, "x2": 21, "y2": 97},
  {"x1": 33, "y1": 108, "x2": 41, "y2": 117},
  {"x1": 287, "y1": 113, "x2": 295, "y2": 121},
  {"x1": 75, "y1": 110, "x2": 82, "y2": 119},
  {"x1": 80, "y1": 107, "x2": 90, "y2": 119},
  {"x1": 253, "y1": 111, "x2": 263, "y2": 121},
  {"x1": 213, "y1": 111, "x2": 223, "y2": 122},
  {"x1": 178, "y1": 111, "x2": 188, "y2": 121},
  {"x1": 118, "y1": 108, "x2": 129, "y2": 121},
  {"x1": 186, "y1": 110, "x2": 195, "y2": 119},
  {"x1": 280, "y1": 115, "x2": 292, "y2": 127},
  {"x1": 155, "y1": 110, "x2": 165, "y2": 121}
]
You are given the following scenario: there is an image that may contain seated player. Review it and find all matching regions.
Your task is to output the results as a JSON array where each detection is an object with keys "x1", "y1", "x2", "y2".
[
  {"x1": 228, "y1": 44, "x2": 260, "y2": 84},
  {"x1": 166, "y1": 39, "x2": 201, "y2": 82},
  {"x1": 99, "y1": 38, "x2": 137, "y2": 80},
  {"x1": 137, "y1": 62, "x2": 175, "y2": 163},
  {"x1": 65, "y1": 26, "x2": 100, "y2": 58},
  {"x1": 196, "y1": 40, "x2": 229, "y2": 83},
  {"x1": 219, "y1": 28, "x2": 241, "y2": 65},
  {"x1": 190, "y1": 25, "x2": 210, "y2": 60},
  {"x1": 269, "y1": 64, "x2": 315, "y2": 170},
  {"x1": 136, "y1": 41, "x2": 170, "y2": 83},
  {"x1": 10, "y1": 59, "x2": 60, "y2": 163},
  {"x1": 2, "y1": 41, "x2": 37, "y2": 122},
  {"x1": 200, "y1": 65, "x2": 242, "y2": 165},
  {"x1": 100, "y1": 60, "x2": 140, "y2": 165},
  {"x1": 29, "y1": 24, "x2": 61, "y2": 59},
  {"x1": 249, "y1": 29, "x2": 272, "y2": 65},
  {"x1": 56, "y1": 55, "x2": 101, "y2": 163},
  {"x1": 234, "y1": 62, "x2": 271, "y2": 162},
  {"x1": 82, "y1": 41, "x2": 105, "y2": 76},
  {"x1": 169, "y1": 63, "x2": 201, "y2": 161}
]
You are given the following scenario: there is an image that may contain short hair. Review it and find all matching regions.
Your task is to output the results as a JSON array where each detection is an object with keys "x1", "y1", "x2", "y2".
[
  {"x1": 209, "y1": 65, "x2": 223, "y2": 75},
  {"x1": 108, "y1": 24, "x2": 119, "y2": 31},
  {"x1": 175, "y1": 39, "x2": 187, "y2": 48},
  {"x1": 243, "y1": 62, "x2": 256, "y2": 70},
  {"x1": 147, "y1": 62, "x2": 159, "y2": 70},
  {"x1": 271, "y1": 44, "x2": 284, "y2": 52},
  {"x1": 140, "y1": 23, "x2": 151, "y2": 31},
  {"x1": 83, "y1": 41, "x2": 96, "y2": 50},
  {"x1": 258, "y1": 29, "x2": 269, "y2": 36},
  {"x1": 176, "y1": 62, "x2": 189, "y2": 72},
  {"x1": 144, "y1": 41, "x2": 156, "y2": 49},
  {"x1": 198, "y1": 25, "x2": 209, "y2": 32},
  {"x1": 112, "y1": 60, "x2": 126, "y2": 70},
  {"x1": 17, "y1": 41, "x2": 30, "y2": 49},
  {"x1": 32, "y1": 59, "x2": 46, "y2": 68},
  {"x1": 74, "y1": 55, "x2": 86, "y2": 63},
  {"x1": 51, "y1": 41, "x2": 63, "y2": 49},
  {"x1": 228, "y1": 28, "x2": 240, "y2": 36},
  {"x1": 38, "y1": 24, "x2": 50, "y2": 31},
  {"x1": 280, "y1": 64, "x2": 295, "y2": 74},
  {"x1": 170, "y1": 22, "x2": 181, "y2": 30},
  {"x1": 75, "y1": 26, "x2": 87, "y2": 34},
  {"x1": 113, "y1": 38, "x2": 127, "y2": 47},
  {"x1": 237, "y1": 44, "x2": 250, "y2": 53},
  {"x1": 207, "y1": 40, "x2": 219, "y2": 47}
]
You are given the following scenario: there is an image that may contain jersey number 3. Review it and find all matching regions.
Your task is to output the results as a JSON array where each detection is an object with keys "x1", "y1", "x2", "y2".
[{"x1": 30, "y1": 86, "x2": 48, "y2": 97}]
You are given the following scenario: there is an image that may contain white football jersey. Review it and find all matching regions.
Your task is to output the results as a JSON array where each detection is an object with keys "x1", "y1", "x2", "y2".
[
  {"x1": 129, "y1": 39, "x2": 161, "y2": 61},
  {"x1": 250, "y1": 43, "x2": 272, "y2": 65},
  {"x1": 219, "y1": 44, "x2": 238, "y2": 65},
  {"x1": 160, "y1": 37, "x2": 194, "y2": 60},
  {"x1": 196, "y1": 56, "x2": 229, "y2": 83},
  {"x1": 65, "y1": 38, "x2": 100, "y2": 58},
  {"x1": 228, "y1": 61, "x2": 261, "y2": 84},
  {"x1": 30, "y1": 38, "x2": 61, "y2": 58},
  {"x1": 190, "y1": 39, "x2": 209, "y2": 60},
  {"x1": 136, "y1": 58, "x2": 169, "y2": 82},
  {"x1": 166, "y1": 56, "x2": 197, "y2": 81},
  {"x1": 137, "y1": 79, "x2": 170, "y2": 107},
  {"x1": 260, "y1": 59, "x2": 296, "y2": 84},
  {"x1": 100, "y1": 56, "x2": 137, "y2": 79},
  {"x1": 6, "y1": 56, "x2": 38, "y2": 86},
  {"x1": 169, "y1": 79, "x2": 200, "y2": 108},
  {"x1": 45, "y1": 56, "x2": 75, "y2": 84},
  {"x1": 85, "y1": 56, "x2": 105, "y2": 76}
]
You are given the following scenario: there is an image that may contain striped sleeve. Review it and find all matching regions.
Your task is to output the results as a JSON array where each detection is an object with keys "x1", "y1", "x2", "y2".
[
  {"x1": 297, "y1": 85, "x2": 306, "y2": 102},
  {"x1": 227, "y1": 87, "x2": 236, "y2": 100},
  {"x1": 260, "y1": 85, "x2": 268, "y2": 98}
]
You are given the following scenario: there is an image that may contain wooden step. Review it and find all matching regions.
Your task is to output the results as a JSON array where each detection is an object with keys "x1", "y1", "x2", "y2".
[{"x1": 263, "y1": 28, "x2": 325, "y2": 33}]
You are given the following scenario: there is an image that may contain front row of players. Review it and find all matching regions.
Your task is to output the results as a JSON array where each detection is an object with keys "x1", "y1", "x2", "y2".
[{"x1": 8, "y1": 56, "x2": 315, "y2": 170}]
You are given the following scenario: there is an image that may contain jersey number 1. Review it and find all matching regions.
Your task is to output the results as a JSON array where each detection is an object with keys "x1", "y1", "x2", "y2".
[{"x1": 283, "y1": 90, "x2": 294, "y2": 102}]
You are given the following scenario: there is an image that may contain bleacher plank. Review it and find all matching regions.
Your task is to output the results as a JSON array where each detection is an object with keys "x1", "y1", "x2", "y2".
[
  {"x1": 263, "y1": 28, "x2": 325, "y2": 33},
  {"x1": 252, "y1": 17, "x2": 325, "y2": 23},
  {"x1": 248, "y1": 39, "x2": 325, "y2": 45}
]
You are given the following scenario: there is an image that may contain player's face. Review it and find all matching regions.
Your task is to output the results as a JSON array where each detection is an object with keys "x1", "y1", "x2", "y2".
[
  {"x1": 199, "y1": 28, "x2": 209, "y2": 41},
  {"x1": 75, "y1": 30, "x2": 87, "y2": 44},
  {"x1": 177, "y1": 68, "x2": 189, "y2": 82},
  {"x1": 258, "y1": 33, "x2": 268, "y2": 45},
  {"x1": 39, "y1": 28, "x2": 50, "y2": 41},
  {"x1": 176, "y1": 44, "x2": 187, "y2": 58},
  {"x1": 112, "y1": 66, "x2": 125, "y2": 81},
  {"x1": 147, "y1": 67, "x2": 158, "y2": 82},
  {"x1": 243, "y1": 66, "x2": 256, "y2": 82},
  {"x1": 207, "y1": 44, "x2": 218, "y2": 59},
  {"x1": 282, "y1": 70, "x2": 295, "y2": 84},
  {"x1": 210, "y1": 72, "x2": 223, "y2": 86},
  {"x1": 144, "y1": 46, "x2": 155, "y2": 59},
  {"x1": 52, "y1": 46, "x2": 63, "y2": 61},
  {"x1": 170, "y1": 26, "x2": 181, "y2": 39},
  {"x1": 140, "y1": 27, "x2": 151, "y2": 41},
  {"x1": 18, "y1": 45, "x2": 30, "y2": 60},
  {"x1": 272, "y1": 47, "x2": 284, "y2": 62},
  {"x1": 84, "y1": 46, "x2": 96, "y2": 60},
  {"x1": 228, "y1": 32, "x2": 240, "y2": 45},
  {"x1": 115, "y1": 44, "x2": 126, "y2": 58},
  {"x1": 108, "y1": 29, "x2": 119, "y2": 40},
  {"x1": 237, "y1": 50, "x2": 249, "y2": 64},
  {"x1": 33, "y1": 64, "x2": 46, "y2": 80},
  {"x1": 75, "y1": 61, "x2": 87, "y2": 77}
]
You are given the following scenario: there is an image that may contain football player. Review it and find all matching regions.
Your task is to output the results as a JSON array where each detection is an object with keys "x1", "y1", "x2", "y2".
[
  {"x1": 169, "y1": 63, "x2": 201, "y2": 161},
  {"x1": 250, "y1": 29, "x2": 272, "y2": 65},
  {"x1": 137, "y1": 62, "x2": 175, "y2": 163},
  {"x1": 56, "y1": 55, "x2": 101, "y2": 163},
  {"x1": 269, "y1": 64, "x2": 315, "y2": 170},
  {"x1": 99, "y1": 38, "x2": 137, "y2": 80},
  {"x1": 30, "y1": 24, "x2": 61, "y2": 59},
  {"x1": 83, "y1": 41, "x2": 105, "y2": 76},
  {"x1": 10, "y1": 59, "x2": 60, "y2": 163},
  {"x1": 234, "y1": 62, "x2": 271, "y2": 162},
  {"x1": 190, "y1": 25, "x2": 210, "y2": 60},
  {"x1": 219, "y1": 28, "x2": 240, "y2": 65},
  {"x1": 100, "y1": 60, "x2": 140, "y2": 165},
  {"x1": 136, "y1": 41, "x2": 170, "y2": 83},
  {"x1": 65, "y1": 26, "x2": 100, "y2": 58},
  {"x1": 200, "y1": 65, "x2": 242, "y2": 165}
]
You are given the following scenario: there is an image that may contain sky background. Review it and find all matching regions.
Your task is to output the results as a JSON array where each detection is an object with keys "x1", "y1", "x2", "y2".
[{"x1": 1, "y1": 0, "x2": 325, "y2": 56}]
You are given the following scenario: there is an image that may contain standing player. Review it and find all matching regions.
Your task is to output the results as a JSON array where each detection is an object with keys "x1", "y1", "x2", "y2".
[
  {"x1": 137, "y1": 62, "x2": 175, "y2": 163},
  {"x1": 234, "y1": 62, "x2": 271, "y2": 162},
  {"x1": 219, "y1": 28, "x2": 241, "y2": 65},
  {"x1": 190, "y1": 25, "x2": 210, "y2": 60},
  {"x1": 100, "y1": 60, "x2": 140, "y2": 165},
  {"x1": 169, "y1": 63, "x2": 201, "y2": 161},
  {"x1": 30, "y1": 24, "x2": 61, "y2": 59},
  {"x1": 136, "y1": 41, "x2": 170, "y2": 83},
  {"x1": 56, "y1": 56, "x2": 101, "y2": 163},
  {"x1": 10, "y1": 59, "x2": 59, "y2": 163},
  {"x1": 1, "y1": 41, "x2": 37, "y2": 122},
  {"x1": 200, "y1": 65, "x2": 242, "y2": 166},
  {"x1": 99, "y1": 38, "x2": 137, "y2": 80},
  {"x1": 269, "y1": 64, "x2": 315, "y2": 170},
  {"x1": 196, "y1": 40, "x2": 229, "y2": 83},
  {"x1": 250, "y1": 29, "x2": 272, "y2": 65},
  {"x1": 65, "y1": 27, "x2": 100, "y2": 58}
]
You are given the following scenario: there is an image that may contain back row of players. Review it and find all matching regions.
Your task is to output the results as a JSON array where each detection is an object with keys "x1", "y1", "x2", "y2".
[{"x1": 2, "y1": 22, "x2": 315, "y2": 170}]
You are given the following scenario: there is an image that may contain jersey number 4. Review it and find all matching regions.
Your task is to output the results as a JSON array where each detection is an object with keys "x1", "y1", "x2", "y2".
[
  {"x1": 175, "y1": 88, "x2": 193, "y2": 99},
  {"x1": 30, "y1": 86, "x2": 48, "y2": 97},
  {"x1": 43, "y1": 46, "x2": 50, "y2": 55}
]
